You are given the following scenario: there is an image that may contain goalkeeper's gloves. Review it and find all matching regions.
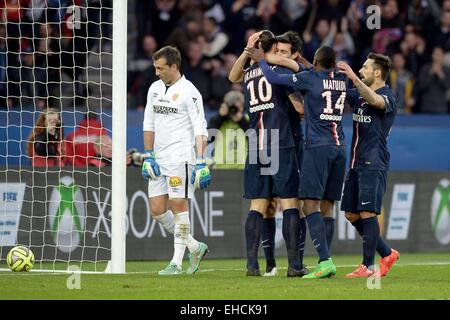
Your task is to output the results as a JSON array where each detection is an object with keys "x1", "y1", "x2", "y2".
[
  {"x1": 141, "y1": 150, "x2": 161, "y2": 181},
  {"x1": 191, "y1": 157, "x2": 211, "y2": 190}
]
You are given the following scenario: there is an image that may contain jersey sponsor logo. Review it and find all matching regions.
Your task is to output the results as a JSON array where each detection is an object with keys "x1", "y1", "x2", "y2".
[
  {"x1": 157, "y1": 97, "x2": 170, "y2": 103},
  {"x1": 169, "y1": 176, "x2": 183, "y2": 187},
  {"x1": 153, "y1": 105, "x2": 179, "y2": 115},
  {"x1": 320, "y1": 114, "x2": 342, "y2": 121},
  {"x1": 249, "y1": 102, "x2": 275, "y2": 113},
  {"x1": 353, "y1": 108, "x2": 372, "y2": 123}
]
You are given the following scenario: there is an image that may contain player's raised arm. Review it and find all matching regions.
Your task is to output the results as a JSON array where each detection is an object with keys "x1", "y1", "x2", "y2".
[
  {"x1": 337, "y1": 61, "x2": 386, "y2": 110},
  {"x1": 228, "y1": 31, "x2": 263, "y2": 83}
]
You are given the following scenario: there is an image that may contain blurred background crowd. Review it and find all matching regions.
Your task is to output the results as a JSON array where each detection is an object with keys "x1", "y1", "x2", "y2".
[
  {"x1": 127, "y1": 0, "x2": 450, "y2": 115},
  {"x1": 0, "y1": 0, "x2": 449, "y2": 115}
]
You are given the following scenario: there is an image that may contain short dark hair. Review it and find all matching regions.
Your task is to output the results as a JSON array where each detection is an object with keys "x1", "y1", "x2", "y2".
[
  {"x1": 153, "y1": 46, "x2": 182, "y2": 69},
  {"x1": 315, "y1": 46, "x2": 336, "y2": 69},
  {"x1": 256, "y1": 30, "x2": 277, "y2": 53},
  {"x1": 367, "y1": 52, "x2": 391, "y2": 81},
  {"x1": 276, "y1": 31, "x2": 303, "y2": 54}
]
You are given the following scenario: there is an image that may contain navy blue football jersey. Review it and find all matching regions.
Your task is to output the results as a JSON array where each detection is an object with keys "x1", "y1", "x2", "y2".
[
  {"x1": 347, "y1": 86, "x2": 398, "y2": 171},
  {"x1": 243, "y1": 62, "x2": 301, "y2": 151},
  {"x1": 259, "y1": 60, "x2": 347, "y2": 149}
]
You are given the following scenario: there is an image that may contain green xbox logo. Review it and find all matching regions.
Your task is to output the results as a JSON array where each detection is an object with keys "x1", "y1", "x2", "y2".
[
  {"x1": 48, "y1": 176, "x2": 85, "y2": 253},
  {"x1": 431, "y1": 179, "x2": 450, "y2": 245}
]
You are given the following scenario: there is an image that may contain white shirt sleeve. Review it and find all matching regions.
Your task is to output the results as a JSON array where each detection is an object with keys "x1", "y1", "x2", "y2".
[
  {"x1": 143, "y1": 85, "x2": 155, "y2": 132},
  {"x1": 186, "y1": 85, "x2": 208, "y2": 138}
]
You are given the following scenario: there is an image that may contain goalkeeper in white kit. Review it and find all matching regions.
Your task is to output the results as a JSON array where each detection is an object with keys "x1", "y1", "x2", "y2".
[{"x1": 142, "y1": 46, "x2": 211, "y2": 275}]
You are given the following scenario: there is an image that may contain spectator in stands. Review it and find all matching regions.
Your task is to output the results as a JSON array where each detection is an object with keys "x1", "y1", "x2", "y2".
[
  {"x1": 431, "y1": 1, "x2": 450, "y2": 52},
  {"x1": 208, "y1": 90, "x2": 249, "y2": 169},
  {"x1": 8, "y1": 47, "x2": 47, "y2": 109},
  {"x1": 27, "y1": 108, "x2": 64, "y2": 167},
  {"x1": 416, "y1": 47, "x2": 450, "y2": 114},
  {"x1": 128, "y1": 35, "x2": 158, "y2": 110},
  {"x1": 399, "y1": 29, "x2": 426, "y2": 77},
  {"x1": 200, "y1": 16, "x2": 229, "y2": 59},
  {"x1": 64, "y1": 112, "x2": 112, "y2": 167},
  {"x1": 165, "y1": 16, "x2": 203, "y2": 54},
  {"x1": 389, "y1": 52, "x2": 415, "y2": 114},
  {"x1": 246, "y1": 0, "x2": 291, "y2": 36},
  {"x1": 321, "y1": 18, "x2": 355, "y2": 64},
  {"x1": 302, "y1": 19, "x2": 330, "y2": 62},
  {"x1": 182, "y1": 40, "x2": 212, "y2": 106},
  {"x1": 149, "y1": 0, "x2": 181, "y2": 47}
]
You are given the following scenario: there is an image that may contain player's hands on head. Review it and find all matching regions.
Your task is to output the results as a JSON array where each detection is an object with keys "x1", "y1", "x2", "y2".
[
  {"x1": 246, "y1": 31, "x2": 263, "y2": 49},
  {"x1": 191, "y1": 157, "x2": 211, "y2": 190},
  {"x1": 245, "y1": 45, "x2": 265, "y2": 62},
  {"x1": 141, "y1": 150, "x2": 161, "y2": 181}
]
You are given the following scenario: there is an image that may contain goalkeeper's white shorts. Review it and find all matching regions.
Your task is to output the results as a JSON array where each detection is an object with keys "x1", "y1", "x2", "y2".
[{"x1": 147, "y1": 163, "x2": 194, "y2": 199}]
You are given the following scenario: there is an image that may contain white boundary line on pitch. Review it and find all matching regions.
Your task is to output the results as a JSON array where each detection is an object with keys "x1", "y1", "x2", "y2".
[{"x1": 1, "y1": 261, "x2": 449, "y2": 275}]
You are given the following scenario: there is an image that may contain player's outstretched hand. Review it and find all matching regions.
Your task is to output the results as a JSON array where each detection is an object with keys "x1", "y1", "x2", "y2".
[
  {"x1": 337, "y1": 61, "x2": 358, "y2": 82},
  {"x1": 141, "y1": 150, "x2": 161, "y2": 180},
  {"x1": 191, "y1": 158, "x2": 211, "y2": 190},
  {"x1": 245, "y1": 45, "x2": 265, "y2": 62}
]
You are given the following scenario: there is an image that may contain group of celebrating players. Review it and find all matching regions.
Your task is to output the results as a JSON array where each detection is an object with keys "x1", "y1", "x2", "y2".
[{"x1": 141, "y1": 29, "x2": 400, "y2": 279}]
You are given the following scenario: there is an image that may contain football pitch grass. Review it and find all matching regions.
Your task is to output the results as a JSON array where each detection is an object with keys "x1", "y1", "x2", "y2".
[{"x1": 1, "y1": 253, "x2": 449, "y2": 300}]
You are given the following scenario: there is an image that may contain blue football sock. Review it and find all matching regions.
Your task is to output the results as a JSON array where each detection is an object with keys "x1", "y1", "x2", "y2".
[
  {"x1": 361, "y1": 216, "x2": 380, "y2": 268},
  {"x1": 299, "y1": 217, "x2": 306, "y2": 266},
  {"x1": 262, "y1": 217, "x2": 276, "y2": 270},
  {"x1": 245, "y1": 210, "x2": 263, "y2": 270},
  {"x1": 323, "y1": 217, "x2": 335, "y2": 253},
  {"x1": 352, "y1": 219, "x2": 391, "y2": 258},
  {"x1": 306, "y1": 211, "x2": 330, "y2": 262},
  {"x1": 282, "y1": 208, "x2": 301, "y2": 270}
]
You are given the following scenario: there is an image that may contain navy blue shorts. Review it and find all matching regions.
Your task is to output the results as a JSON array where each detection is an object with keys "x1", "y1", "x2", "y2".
[
  {"x1": 244, "y1": 147, "x2": 300, "y2": 199},
  {"x1": 298, "y1": 145, "x2": 346, "y2": 201},
  {"x1": 340, "y1": 169, "x2": 387, "y2": 215}
]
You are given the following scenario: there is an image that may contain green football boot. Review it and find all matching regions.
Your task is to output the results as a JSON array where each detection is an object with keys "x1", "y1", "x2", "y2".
[
  {"x1": 303, "y1": 258, "x2": 336, "y2": 279},
  {"x1": 186, "y1": 242, "x2": 209, "y2": 274},
  {"x1": 158, "y1": 262, "x2": 183, "y2": 276}
]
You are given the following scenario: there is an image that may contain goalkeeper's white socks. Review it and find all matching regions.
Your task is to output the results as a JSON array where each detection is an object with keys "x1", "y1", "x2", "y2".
[
  {"x1": 155, "y1": 210, "x2": 199, "y2": 253},
  {"x1": 153, "y1": 210, "x2": 175, "y2": 234},
  {"x1": 171, "y1": 211, "x2": 191, "y2": 267}
]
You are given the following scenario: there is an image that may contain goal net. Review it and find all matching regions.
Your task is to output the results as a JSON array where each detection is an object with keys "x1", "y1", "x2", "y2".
[{"x1": 0, "y1": 0, "x2": 127, "y2": 273}]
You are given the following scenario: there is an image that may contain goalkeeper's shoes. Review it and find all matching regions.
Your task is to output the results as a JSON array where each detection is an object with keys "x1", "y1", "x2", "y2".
[
  {"x1": 263, "y1": 266, "x2": 278, "y2": 277},
  {"x1": 158, "y1": 262, "x2": 182, "y2": 276},
  {"x1": 141, "y1": 150, "x2": 161, "y2": 181},
  {"x1": 191, "y1": 158, "x2": 211, "y2": 189},
  {"x1": 186, "y1": 242, "x2": 209, "y2": 275},
  {"x1": 379, "y1": 248, "x2": 400, "y2": 277},
  {"x1": 345, "y1": 264, "x2": 375, "y2": 278},
  {"x1": 303, "y1": 258, "x2": 336, "y2": 279}
]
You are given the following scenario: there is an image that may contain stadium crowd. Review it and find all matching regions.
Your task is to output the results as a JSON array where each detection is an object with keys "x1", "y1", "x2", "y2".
[
  {"x1": 0, "y1": 0, "x2": 449, "y2": 114},
  {"x1": 129, "y1": 0, "x2": 450, "y2": 114}
]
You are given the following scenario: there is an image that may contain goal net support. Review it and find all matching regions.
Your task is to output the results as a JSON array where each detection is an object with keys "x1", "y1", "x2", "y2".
[{"x1": 0, "y1": 0, "x2": 127, "y2": 273}]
